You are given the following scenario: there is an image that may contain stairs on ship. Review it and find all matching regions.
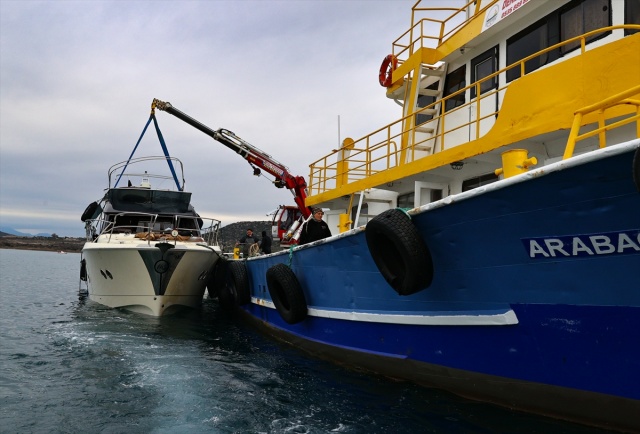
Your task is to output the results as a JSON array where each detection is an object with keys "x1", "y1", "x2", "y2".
[{"x1": 410, "y1": 62, "x2": 448, "y2": 155}]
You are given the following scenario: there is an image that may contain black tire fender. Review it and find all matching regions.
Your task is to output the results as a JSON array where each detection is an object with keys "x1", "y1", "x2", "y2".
[
  {"x1": 266, "y1": 263, "x2": 307, "y2": 324},
  {"x1": 633, "y1": 145, "x2": 640, "y2": 193},
  {"x1": 80, "y1": 258, "x2": 87, "y2": 282},
  {"x1": 219, "y1": 260, "x2": 251, "y2": 307},
  {"x1": 365, "y1": 209, "x2": 433, "y2": 296},
  {"x1": 206, "y1": 257, "x2": 227, "y2": 300}
]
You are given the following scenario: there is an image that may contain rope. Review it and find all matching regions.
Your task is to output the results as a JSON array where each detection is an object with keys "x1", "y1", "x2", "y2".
[
  {"x1": 152, "y1": 115, "x2": 182, "y2": 191},
  {"x1": 114, "y1": 115, "x2": 153, "y2": 188},
  {"x1": 249, "y1": 243, "x2": 260, "y2": 257},
  {"x1": 396, "y1": 207, "x2": 412, "y2": 219},
  {"x1": 288, "y1": 245, "x2": 295, "y2": 267}
]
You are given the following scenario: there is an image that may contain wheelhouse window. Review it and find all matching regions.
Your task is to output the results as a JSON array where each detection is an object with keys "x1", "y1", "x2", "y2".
[
  {"x1": 626, "y1": 0, "x2": 640, "y2": 35},
  {"x1": 506, "y1": 0, "x2": 611, "y2": 82},
  {"x1": 506, "y1": 19, "x2": 559, "y2": 82},
  {"x1": 560, "y1": 0, "x2": 610, "y2": 54},
  {"x1": 443, "y1": 65, "x2": 466, "y2": 111}
]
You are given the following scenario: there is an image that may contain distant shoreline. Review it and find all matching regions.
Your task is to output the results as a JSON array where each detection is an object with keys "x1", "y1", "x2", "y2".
[
  {"x1": 0, "y1": 219, "x2": 273, "y2": 254},
  {"x1": 0, "y1": 236, "x2": 84, "y2": 253}
]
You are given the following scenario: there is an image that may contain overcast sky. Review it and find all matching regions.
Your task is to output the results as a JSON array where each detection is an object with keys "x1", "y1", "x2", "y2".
[{"x1": 1, "y1": 0, "x2": 417, "y2": 237}]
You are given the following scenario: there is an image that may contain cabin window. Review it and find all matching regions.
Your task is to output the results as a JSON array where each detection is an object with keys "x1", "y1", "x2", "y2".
[
  {"x1": 397, "y1": 192, "x2": 415, "y2": 209},
  {"x1": 560, "y1": 0, "x2": 611, "y2": 54},
  {"x1": 136, "y1": 219, "x2": 153, "y2": 233},
  {"x1": 470, "y1": 46, "x2": 498, "y2": 99},
  {"x1": 626, "y1": 0, "x2": 640, "y2": 35},
  {"x1": 461, "y1": 173, "x2": 499, "y2": 192},
  {"x1": 506, "y1": 18, "x2": 559, "y2": 82},
  {"x1": 443, "y1": 65, "x2": 466, "y2": 112},
  {"x1": 506, "y1": 0, "x2": 611, "y2": 82}
]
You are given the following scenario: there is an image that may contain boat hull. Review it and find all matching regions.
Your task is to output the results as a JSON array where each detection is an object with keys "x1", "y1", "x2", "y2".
[
  {"x1": 238, "y1": 305, "x2": 639, "y2": 431},
  {"x1": 82, "y1": 241, "x2": 217, "y2": 316},
  {"x1": 235, "y1": 142, "x2": 640, "y2": 431}
]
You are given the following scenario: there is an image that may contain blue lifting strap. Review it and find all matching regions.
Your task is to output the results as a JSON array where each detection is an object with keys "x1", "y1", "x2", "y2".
[
  {"x1": 114, "y1": 114, "x2": 182, "y2": 191},
  {"x1": 152, "y1": 114, "x2": 181, "y2": 191}
]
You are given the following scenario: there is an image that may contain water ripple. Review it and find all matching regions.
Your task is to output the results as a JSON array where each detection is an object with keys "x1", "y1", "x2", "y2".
[{"x1": 0, "y1": 250, "x2": 617, "y2": 433}]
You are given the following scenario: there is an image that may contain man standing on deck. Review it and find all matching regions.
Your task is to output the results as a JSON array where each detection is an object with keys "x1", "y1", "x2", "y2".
[
  {"x1": 299, "y1": 208, "x2": 332, "y2": 245},
  {"x1": 260, "y1": 230, "x2": 272, "y2": 254},
  {"x1": 236, "y1": 228, "x2": 259, "y2": 257}
]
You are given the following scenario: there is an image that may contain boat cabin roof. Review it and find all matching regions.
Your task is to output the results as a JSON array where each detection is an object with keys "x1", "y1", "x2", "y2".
[{"x1": 105, "y1": 187, "x2": 193, "y2": 214}]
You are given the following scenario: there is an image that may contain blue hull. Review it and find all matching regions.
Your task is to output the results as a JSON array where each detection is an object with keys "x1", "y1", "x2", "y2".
[{"x1": 235, "y1": 143, "x2": 640, "y2": 431}]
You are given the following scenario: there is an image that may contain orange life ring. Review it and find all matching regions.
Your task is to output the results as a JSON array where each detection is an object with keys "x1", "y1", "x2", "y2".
[{"x1": 378, "y1": 54, "x2": 397, "y2": 87}]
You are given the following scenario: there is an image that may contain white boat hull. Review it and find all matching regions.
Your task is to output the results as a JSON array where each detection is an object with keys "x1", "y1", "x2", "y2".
[{"x1": 82, "y1": 237, "x2": 217, "y2": 316}]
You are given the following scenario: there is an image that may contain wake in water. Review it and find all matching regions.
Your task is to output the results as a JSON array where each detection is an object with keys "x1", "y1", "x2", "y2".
[{"x1": 0, "y1": 250, "x2": 615, "y2": 433}]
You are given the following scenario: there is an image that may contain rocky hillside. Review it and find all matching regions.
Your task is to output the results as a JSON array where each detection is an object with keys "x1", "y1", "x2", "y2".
[
  {"x1": 0, "y1": 221, "x2": 275, "y2": 254},
  {"x1": 217, "y1": 221, "x2": 276, "y2": 253}
]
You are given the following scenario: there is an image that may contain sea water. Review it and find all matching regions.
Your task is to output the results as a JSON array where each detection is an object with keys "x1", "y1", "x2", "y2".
[{"x1": 0, "y1": 249, "x2": 616, "y2": 433}]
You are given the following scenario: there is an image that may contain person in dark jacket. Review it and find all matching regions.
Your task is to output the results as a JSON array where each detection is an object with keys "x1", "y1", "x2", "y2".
[
  {"x1": 236, "y1": 228, "x2": 259, "y2": 257},
  {"x1": 260, "y1": 230, "x2": 272, "y2": 254},
  {"x1": 299, "y1": 208, "x2": 332, "y2": 245}
]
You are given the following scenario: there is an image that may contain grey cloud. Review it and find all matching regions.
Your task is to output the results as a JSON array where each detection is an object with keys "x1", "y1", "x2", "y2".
[{"x1": 1, "y1": 0, "x2": 413, "y2": 236}]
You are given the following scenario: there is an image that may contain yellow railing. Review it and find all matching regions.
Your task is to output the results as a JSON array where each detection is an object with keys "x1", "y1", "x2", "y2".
[
  {"x1": 307, "y1": 26, "x2": 640, "y2": 197},
  {"x1": 564, "y1": 85, "x2": 640, "y2": 159},
  {"x1": 392, "y1": 0, "x2": 498, "y2": 62}
]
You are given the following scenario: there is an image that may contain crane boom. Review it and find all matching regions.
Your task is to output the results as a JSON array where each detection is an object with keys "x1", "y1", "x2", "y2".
[{"x1": 152, "y1": 98, "x2": 311, "y2": 219}]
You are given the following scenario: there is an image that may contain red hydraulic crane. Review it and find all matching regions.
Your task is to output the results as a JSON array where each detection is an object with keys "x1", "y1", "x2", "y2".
[{"x1": 152, "y1": 98, "x2": 312, "y2": 221}]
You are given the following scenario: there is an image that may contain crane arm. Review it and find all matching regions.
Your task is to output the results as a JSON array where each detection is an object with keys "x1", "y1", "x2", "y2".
[{"x1": 152, "y1": 98, "x2": 311, "y2": 218}]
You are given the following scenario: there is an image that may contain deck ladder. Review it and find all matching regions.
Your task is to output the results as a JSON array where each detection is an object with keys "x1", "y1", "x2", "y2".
[{"x1": 406, "y1": 61, "x2": 448, "y2": 157}]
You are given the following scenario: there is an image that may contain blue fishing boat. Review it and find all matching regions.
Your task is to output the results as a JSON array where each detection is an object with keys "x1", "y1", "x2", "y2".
[{"x1": 156, "y1": 0, "x2": 640, "y2": 430}]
